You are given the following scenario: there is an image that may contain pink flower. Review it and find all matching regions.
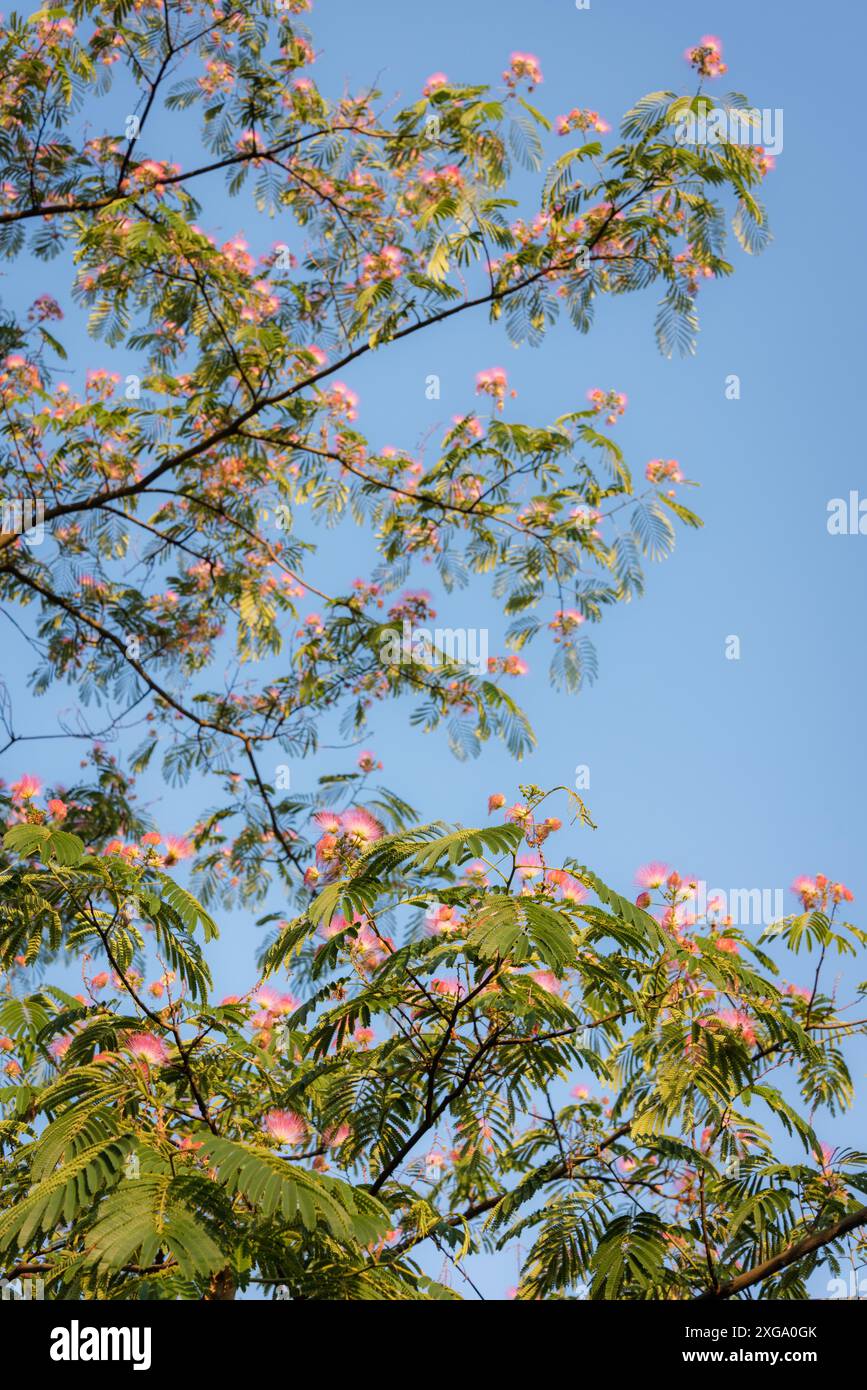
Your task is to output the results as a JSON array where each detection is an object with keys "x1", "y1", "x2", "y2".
[
  {"x1": 685, "y1": 35, "x2": 727, "y2": 78},
  {"x1": 264, "y1": 1109, "x2": 307, "y2": 1145},
  {"x1": 792, "y1": 875, "x2": 818, "y2": 908},
  {"x1": 502, "y1": 654, "x2": 528, "y2": 676},
  {"x1": 715, "y1": 937, "x2": 740, "y2": 955},
  {"x1": 318, "y1": 914, "x2": 348, "y2": 943},
  {"x1": 254, "y1": 985, "x2": 298, "y2": 1015},
  {"x1": 635, "y1": 862, "x2": 670, "y2": 890},
  {"x1": 557, "y1": 110, "x2": 610, "y2": 138},
  {"x1": 531, "y1": 970, "x2": 562, "y2": 995},
  {"x1": 751, "y1": 147, "x2": 775, "y2": 177},
  {"x1": 462, "y1": 860, "x2": 490, "y2": 887},
  {"x1": 646, "y1": 458, "x2": 683, "y2": 484},
  {"x1": 47, "y1": 798, "x2": 68, "y2": 820},
  {"x1": 432, "y1": 976, "x2": 464, "y2": 998},
  {"x1": 506, "y1": 52, "x2": 543, "y2": 87},
  {"x1": 313, "y1": 809, "x2": 342, "y2": 834},
  {"x1": 49, "y1": 1035, "x2": 73, "y2": 1060},
  {"x1": 475, "y1": 366, "x2": 510, "y2": 410},
  {"x1": 125, "y1": 1032, "x2": 170, "y2": 1065},
  {"x1": 516, "y1": 851, "x2": 544, "y2": 880},
  {"x1": 11, "y1": 774, "x2": 41, "y2": 801},
  {"x1": 360, "y1": 245, "x2": 404, "y2": 282},
  {"x1": 488, "y1": 793, "x2": 506, "y2": 813},
  {"x1": 326, "y1": 381, "x2": 359, "y2": 420},
  {"x1": 325, "y1": 1122, "x2": 351, "y2": 1148},
  {"x1": 356, "y1": 750, "x2": 381, "y2": 772},
  {"x1": 423, "y1": 72, "x2": 448, "y2": 97},
  {"x1": 701, "y1": 1009, "x2": 756, "y2": 1048},
  {"x1": 315, "y1": 832, "x2": 337, "y2": 863},
  {"x1": 586, "y1": 386, "x2": 626, "y2": 423},
  {"x1": 549, "y1": 609, "x2": 585, "y2": 636},
  {"x1": 162, "y1": 834, "x2": 192, "y2": 865},
  {"x1": 426, "y1": 904, "x2": 459, "y2": 936},
  {"x1": 341, "y1": 807, "x2": 384, "y2": 843},
  {"x1": 546, "y1": 869, "x2": 587, "y2": 903},
  {"x1": 353, "y1": 922, "x2": 393, "y2": 969}
]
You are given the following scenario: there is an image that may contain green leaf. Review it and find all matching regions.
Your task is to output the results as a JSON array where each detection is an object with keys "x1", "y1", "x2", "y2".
[
  {"x1": 150, "y1": 871, "x2": 219, "y2": 941},
  {"x1": 3, "y1": 824, "x2": 84, "y2": 865},
  {"x1": 87, "y1": 1176, "x2": 226, "y2": 1279},
  {"x1": 200, "y1": 1136, "x2": 389, "y2": 1243}
]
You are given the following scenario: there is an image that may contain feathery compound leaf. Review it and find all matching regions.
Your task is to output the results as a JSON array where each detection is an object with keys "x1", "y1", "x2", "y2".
[
  {"x1": 0, "y1": 1137, "x2": 131, "y2": 1251},
  {"x1": 575, "y1": 867, "x2": 673, "y2": 951},
  {"x1": 86, "y1": 1176, "x2": 226, "y2": 1278},
  {"x1": 620, "y1": 90, "x2": 678, "y2": 138},
  {"x1": 4, "y1": 824, "x2": 84, "y2": 865},
  {"x1": 470, "y1": 896, "x2": 578, "y2": 970},
  {"x1": 0, "y1": 9, "x2": 849, "y2": 1309},
  {"x1": 200, "y1": 1136, "x2": 389, "y2": 1243},
  {"x1": 733, "y1": 194, "x2": 771, "y2": 254},
  {"x1": 149, "y1": 871, "x2": 219, "y2": 941}
]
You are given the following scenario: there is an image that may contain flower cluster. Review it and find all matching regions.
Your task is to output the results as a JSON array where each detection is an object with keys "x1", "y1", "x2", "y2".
[
  {"x1": 475, "y1": 366, "x2": 511, "y2": 410},
  {"x1": 423, "y1": 72, "x2": 449, "y2": 97},
  {"x1": 318, "y1": 914, "x2": 394, "y2": 975},
  {"x1": 750, "y1": 147, "x2": 776, "y2": 177},
  {"x1": 672, "y1": 243, "x2": 715, "y2": 295},
  {"x1": 125, "y1": 1032, "x2": 170, "y2": 1066},
  {"x1": 587, "y1": 387, "x2": 627, "y2": 425},
  {"x1": 548, "y1": 609, "x2": 585, "y2": 641},
  {"x1": 264, "y1": 1108, "x2": 306, "y2": 1146},
  {"x1": 324, "y1": 381, "x2": 359, "y2": 421},
  {"x1": 556, "y1": 108, "x2": 609, "y2": 137},
  {"x1": 504, "y1": 51, "x2": 543, "y2": 89},
  {"x1": 792, "y1": 874, "x2": 854, "y2": 910},
  {"x1": 482, "y1": 655, "x2": 525, "y2": 682},
  {"x1": 307, "y1": 806, "x2": 385, "y2": 887},
  {"x1": 700, "y1": 1009, "x2": 756, "y2": 1047},
  {"x1": 360, "y1": 244, "x2": 404, "y2": 282},
  {"x1": 645, "y1": 458, "x2": 683, "y2": 484},
  {"x1": 685, "y1": 35, "x2": 727, "y2": 78}
]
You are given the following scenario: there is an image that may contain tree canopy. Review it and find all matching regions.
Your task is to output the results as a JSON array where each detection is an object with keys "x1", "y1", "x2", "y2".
[{"x1": 0, "y1": 5, "x2": 864, "y2": 1302}]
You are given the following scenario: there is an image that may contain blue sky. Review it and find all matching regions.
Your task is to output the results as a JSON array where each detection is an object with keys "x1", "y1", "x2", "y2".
[{"x1": 2, "y1": 0, "x2": 866, "y2": 1298}]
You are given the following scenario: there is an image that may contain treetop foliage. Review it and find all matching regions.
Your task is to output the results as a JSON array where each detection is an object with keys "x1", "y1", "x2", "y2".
[{"x1": 2, "y1": 8, "x2": 862, "y2": 1303}]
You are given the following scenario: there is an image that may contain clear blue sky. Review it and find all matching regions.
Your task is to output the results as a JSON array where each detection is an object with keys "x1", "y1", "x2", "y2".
[{"x1": 2, "y1": 0, "x2": 865, "y2": 1298}]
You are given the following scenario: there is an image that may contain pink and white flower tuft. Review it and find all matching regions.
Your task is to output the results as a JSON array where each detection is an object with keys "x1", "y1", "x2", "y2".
[
  {"x1": 125, "y1": 1032, "x2": 170, "y2": 1065},
  {"x1": 264, "y1": 1109, "x2": 307, "y2": 1145},
  {"x1": 635, "y1": 862, "x2": 670, "y2": 890},
  {"x1": 341, "y1": 807, "x2": 384, "y2": 843}
]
